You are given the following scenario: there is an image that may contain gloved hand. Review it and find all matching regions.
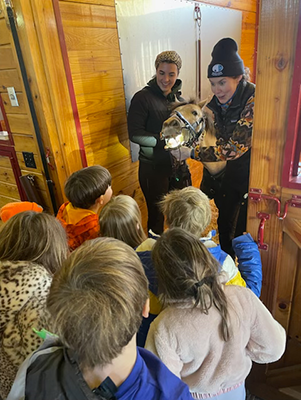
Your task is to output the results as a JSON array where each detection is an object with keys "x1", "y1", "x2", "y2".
[{"x1": 170, "y1": 146, "x2": 192, "y2": 161}]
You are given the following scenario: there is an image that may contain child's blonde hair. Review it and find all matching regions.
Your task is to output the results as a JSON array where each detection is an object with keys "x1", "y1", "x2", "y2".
[
  {"x1": 99, "y1": 195, "x2": 146, "y2": 248},
  {"x1": 47, "y1": 237, "x2": 148, "y2": 369},
  {"x1": 0, "y1": 211, "x2": 68, "y2": 274},
  {"x1": 152, "y1": 228, "x2": 230, "y2": 341},
  {"x1": 160, "y1": 186, "x2": 211, "y2": 238}
]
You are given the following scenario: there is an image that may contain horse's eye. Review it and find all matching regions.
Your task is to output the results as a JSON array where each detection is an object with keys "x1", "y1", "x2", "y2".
[{"x1": 192, "y1": 110, "x2": 198, "y2": 116}]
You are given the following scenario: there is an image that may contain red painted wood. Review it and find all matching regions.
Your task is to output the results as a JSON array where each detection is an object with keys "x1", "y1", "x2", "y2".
[
  {"x1": 281, "y1": 2, "x2": 301, "y2": 189},
  {"x1": 0, "y1": 147, "x2": 27, "y2": 201},
  {"x1": 0, "y1": 93, "x2": 14, "y2": 146},
  {"x1": 52, "y1": 0, "x2": 88, "y2": 168}
]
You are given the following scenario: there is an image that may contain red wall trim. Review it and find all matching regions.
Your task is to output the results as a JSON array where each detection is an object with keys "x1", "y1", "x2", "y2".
[
  {"x1": 253, "y1": 0, "x2": 260, "y2": 83},
  {"x1": 0, "y1": 147, "x2": 27, "y2": 201},
  {"x1": 0, "y1": 93, "x2": 15, "y2": 146},
  {"x1": 281, "y1": 2, "x2": 301, "y2": 189},
  {"x1": 51, "y1": 0, "x2": 88, "y2": 168}
]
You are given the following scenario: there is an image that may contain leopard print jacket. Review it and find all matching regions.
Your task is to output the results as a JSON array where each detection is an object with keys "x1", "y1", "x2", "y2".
[{"x1": 0, "y1": 261, "x2": 52, "y2": 399}]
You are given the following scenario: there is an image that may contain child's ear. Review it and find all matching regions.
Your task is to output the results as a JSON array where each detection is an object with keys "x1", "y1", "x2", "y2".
[{"x1": 142, "y1": 298, "x2": 150, "y2": 318}]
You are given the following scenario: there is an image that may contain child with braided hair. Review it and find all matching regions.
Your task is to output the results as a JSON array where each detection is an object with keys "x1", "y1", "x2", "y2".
[{"x1": 145, "y1": 228, "x2": 286, "y2": 400}]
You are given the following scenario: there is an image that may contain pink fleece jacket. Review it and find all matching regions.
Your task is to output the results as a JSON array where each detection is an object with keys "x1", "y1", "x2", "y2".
[{"x1": 145, "y1": 285, "x2": 286, "y2": 398}]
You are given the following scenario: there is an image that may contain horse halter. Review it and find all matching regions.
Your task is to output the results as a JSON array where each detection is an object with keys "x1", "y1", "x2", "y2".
[{"x1": 168, "y1": 110, "x2": 206, "y2": 148}]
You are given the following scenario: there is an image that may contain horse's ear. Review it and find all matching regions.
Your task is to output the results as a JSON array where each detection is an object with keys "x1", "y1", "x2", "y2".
[{"x1": 198, "y1": 99, "x2": 208, "y2": 109}]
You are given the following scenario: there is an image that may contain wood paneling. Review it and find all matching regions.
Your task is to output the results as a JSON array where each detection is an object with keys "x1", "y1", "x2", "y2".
[
  {"x1": 0, "y1": 181, "x2": 20, "y2": 200},
  {"x1": 0, "y1": 19, "x2": 11, "y2": 45},
  {"x1": 0, "y1": 155, "x2": 11, "y2": 168},
  {"x1": 199, "y1": 0, "x2": 256, "y2": 12},
  {"x1": 13, "y1": 134, "x2": 38, "y2": 154},
  {"x1": 0, "y1": 166, "x2": 16, "y2": 185},
  {"x1": 6, "y1": 113, "x2": 33, "y2": 135},
  {"x1": 63, "y1": 27, "x2": 120, "y2": 51},
  {"x1": 59, "y1": 2, "x2": 116, "y2": 28},
  {"x1": 28, "y1": 0, "x2": 84, "y2": 177},
  {"x1": 247, "y1": 0, "x2": 299, "y2": 310},
  {"x1": 0, "y1": 69, "x2": 22, "y2": 92},
  {"x1": 1, "y1": 92, "x2": 27, "y2": 114},
  {"x1": 0, "y1": 46, "x2": 15, "y2": 69},
  {"x1": 60, "y1": 0, "x2": 115, "y2": 6},
  {"x1": 0, "y1": 195, "x2": 20, "y2": 209},
  {"x1": 68, "y1": 51, "x2": 121, "y2": 75}
]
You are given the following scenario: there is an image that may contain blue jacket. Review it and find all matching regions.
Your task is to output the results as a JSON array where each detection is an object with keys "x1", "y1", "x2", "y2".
[
  {"x1": 8, "y1": 337, "x2": 192, "y2": 400},
  {"x1": 137, "y1": 233, "x2": 262, "y2": 347},
  {"x1": 232, "y1": 233, "x2": 262, "y2": 298}
]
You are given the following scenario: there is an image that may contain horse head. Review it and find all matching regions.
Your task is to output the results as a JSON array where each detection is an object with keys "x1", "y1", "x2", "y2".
[{"x1": 161, "y1": 100, "x2": 215, "y2": 150}]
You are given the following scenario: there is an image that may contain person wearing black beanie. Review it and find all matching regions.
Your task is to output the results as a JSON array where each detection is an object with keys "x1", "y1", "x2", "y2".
[{"x1": 195, "y1": 37, "x2": 255, "y2": 259}]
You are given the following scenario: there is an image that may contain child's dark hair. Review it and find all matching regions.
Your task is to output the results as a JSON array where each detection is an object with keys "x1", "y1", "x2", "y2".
[
  {"x1": 152, "y1": 228, "x2": 231, "y2": 341},
  {"x1": 65, "y1": 165, "x2": 111, "y2": 209}
]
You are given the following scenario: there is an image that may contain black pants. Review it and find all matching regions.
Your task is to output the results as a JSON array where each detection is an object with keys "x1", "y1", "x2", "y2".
[
  {"x1": 201, "y1": 167, "x2": 248, "y2": 259},
  {"x1": 139, "y1": 161, "x2": 191, "y2": 234}
]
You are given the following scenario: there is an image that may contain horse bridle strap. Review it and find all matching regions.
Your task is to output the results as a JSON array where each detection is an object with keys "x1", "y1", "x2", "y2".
[{"x1": 173, "y1": 110, "x2": 205, "y2": 143}]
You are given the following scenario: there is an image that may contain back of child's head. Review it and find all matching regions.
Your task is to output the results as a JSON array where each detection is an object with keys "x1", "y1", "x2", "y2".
[
  {"x1": 65, "y1": 165, "x2": 111, "y2": 209},
  {"x1": 99, "y1": 195, "x2": 146, "y2": 248},
  {"x1": 47, "y1": 237, "x2": 148, "y2": 369},
  {"x1": 0, "y1": 211, "x2": 68, "y2": 274},
  {"x1": 160, "y1": 187, "x2": 211, "y2": 238},
  {"x1": 152, "y1": 228, "x2": 230, "y2": 341}
]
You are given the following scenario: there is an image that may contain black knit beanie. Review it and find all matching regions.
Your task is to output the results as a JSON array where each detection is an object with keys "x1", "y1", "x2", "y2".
[{"x1": 207, "y1": 38, "x2": 244, "y2": 78}]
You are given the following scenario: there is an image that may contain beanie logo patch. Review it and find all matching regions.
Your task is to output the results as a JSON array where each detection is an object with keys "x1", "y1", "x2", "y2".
[{"x1": 211, "y1": 64, "x2": 224, "y2": 76}]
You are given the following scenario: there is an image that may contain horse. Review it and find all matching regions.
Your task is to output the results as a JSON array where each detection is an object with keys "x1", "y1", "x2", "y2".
[{"x1": 160, "y1": 101, "x2": 226, "y2": 175}]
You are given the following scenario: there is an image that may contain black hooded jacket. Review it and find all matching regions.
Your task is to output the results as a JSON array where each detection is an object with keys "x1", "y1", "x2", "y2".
[{"x1": 127, "y1": 78, "x2": 183, "y2": 167}]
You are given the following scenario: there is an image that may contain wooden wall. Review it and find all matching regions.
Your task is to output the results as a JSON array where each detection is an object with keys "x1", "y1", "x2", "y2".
[
  {"x1": 0, "y1": 2, "x2": 52, "y2": 211},
  {"x1": 0, "y1": 0, "x2": 257, "y2": 226},
  {"x1": 55, "y1": 0, "x2": 257, "y2": 225},
  {"x1": 56, "y1": 0, "x2": 147, "y2": 222},
  {"x1": 247, "y1": 0, "x2": 300, "y2": 310}
]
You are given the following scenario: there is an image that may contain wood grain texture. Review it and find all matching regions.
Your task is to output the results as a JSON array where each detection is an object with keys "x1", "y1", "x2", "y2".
[
  {"x1": 6, "y1": 113, "x2": 33, "y2": 135},
  {"x1": 0, "y1": 18, "x2": 10, "y2": 45},
  {"x1": 13, "y1": 133, "x2": 38, "y2": 154},
  {"x1": 1, "y1": 92, "x2": 27, "y2": 113},
  {"x1": 28, "y1": 0, "x2": 84, "y2": 176},
  {"x1": 0, "y1": 181, "x2": 21, "y2": 199},
  {"x1": 59, "y1": 1, "x2": 116, "y2": 28},
  {"x1": 0, "y1": 166, "x2": 17, "y2": 185},
  {"x1": 60, "y1": 0, "x2": 115, "y2": 6},
  {"x1": 247, "y1": 0, "x2": 300, "y2": 311},
  {"x1": 0, "y1": 69, "x2": 22, "y2": 92},
  {"x1": 0, "y1": 46, "x2": 15, "y2": 69},
  {"x1": 198, "y1": 0, "x2": 256, "y2": 12},
  {"x1": 0, "y1": 195, "x2": 20, "y2": 208}
]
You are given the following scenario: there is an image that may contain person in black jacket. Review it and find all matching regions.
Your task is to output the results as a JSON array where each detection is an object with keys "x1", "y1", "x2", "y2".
[
  {"x1": 173, "y1": 38, "x2": 255, "y2": 258},
  {"x1": 127, "y1": 51, "x2": 191, "y2": 235}
]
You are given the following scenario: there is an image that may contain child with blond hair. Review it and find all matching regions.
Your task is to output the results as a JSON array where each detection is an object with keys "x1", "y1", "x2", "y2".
[{"x1": 160, "y1": 186, "x2": 262, "y2": 297}]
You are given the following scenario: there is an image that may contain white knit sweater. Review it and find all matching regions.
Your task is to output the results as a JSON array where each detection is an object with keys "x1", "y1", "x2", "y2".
[{"x1": 145, "y1": 285, "x2": 286, "y2": 397}]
